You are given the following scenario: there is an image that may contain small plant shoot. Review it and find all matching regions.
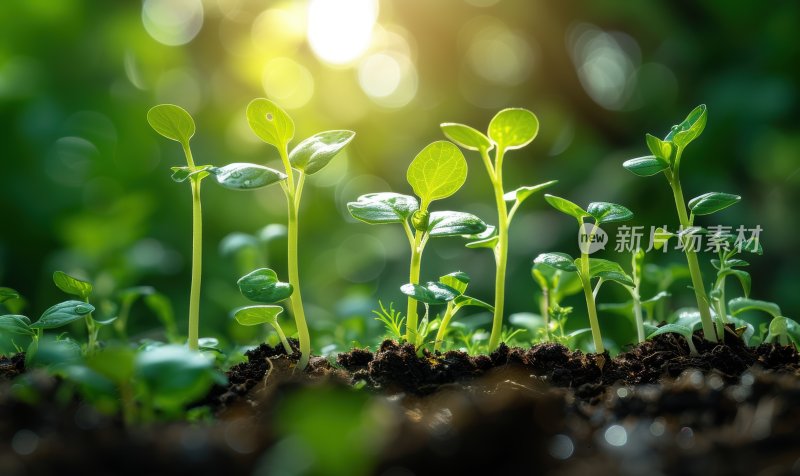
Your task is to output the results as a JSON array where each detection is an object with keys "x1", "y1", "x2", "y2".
[
  {"x1": 442, "y1": 108, "x2": 557, "y2": 350},
  {"x1": 348, "y1": 141, "x2": 488, "y2": 345}
]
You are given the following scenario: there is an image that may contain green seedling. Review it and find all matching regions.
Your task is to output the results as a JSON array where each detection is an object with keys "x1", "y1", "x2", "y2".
[
  {"x1": 246, "y1": 98, "x2": 354, "y2": 370},
  {"x1": 49, "y1": 271, "x2": 106, "y2": 353},
  {"x1": 400, "y1": 271, "x2": 493, "y2": 352},
  {"x1": 728, "y1": 297, "x2": 799, "y2": 347},
  {"x1": 535, "y1": 195, "x2": 634, "y2": 353},
  {"x1": 372, "y1": 301, "x2": 405, "y2": 341},
  {"x1": 531, "y1": 262, "x2": 583, "y2": 340},
  {"x1": 707, "y1": 233, "x2": 762, "y2": 340},
  {"x1": 623, "y1": 105, "x2": 743, "y2": 343},
  {"x1": 148, "y1": 104, "x2": 289, "y2": 350},
  {"x1": 233, "y1": 305, "x2": 292, "y2": 355},
  {"x1": 646, "y1": 309, "x2": 704, "y2": 355},
  {"x1": 442, "y1": 109, "x2": 557, "y2": 350},
  {"x1": 348, "y1": 141, "x2": 488, "y2": 344}
]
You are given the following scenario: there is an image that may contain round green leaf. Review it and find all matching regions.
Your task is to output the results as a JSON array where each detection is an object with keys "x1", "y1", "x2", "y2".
[
  {"x1": 289, "y1": 130, "x2": 355, "y2": 175},
  {"x1": 246, "y1": 98, "x2": 295, "y2": 150},
  {"x1": 586, "y1": 258, "x2": 634, "y2": 287},
  {"x1": 135, "y1": 345, "x2": 222, "y2": 411},
  {"x1": 587, "y1": 202, "x2": 633, "y2": 224},
  {"x1": 487, "y1": 108, "x2": 539, "y2": 150},
  {"x1": 210, "y1": 163, "x2": 287, "y2": 190},
  {"x1": 439, "y1": 271, "x2": 470, "y2": 295},
  {"x1": 400, "y1": 282, "x2": 459, "y2": 305},
  {"x1": 440, "y1": 123, "x2": 493, "y2": 151},
  {"x1": 544, "y1": 194, "x2": 588, "y2": 221},
  {"x1": 53, "y1": 271, "x2": 93, "y2": 299},
  {"x1": 533, "y1": 252, "x2": 577, "y2": 272},
  {"x1": 0, "y1": 314, "x2": 34, "y2": 336},
  {"x1": 665, "y1": 104, "x2": 707, "y2": 148},
  {"x1": 406, "y1": 141, "x2": 467, "y2": 205},
  {"x1": 347, "y1": 193, "x2": 419, "y2": 225},
  {"x1": 147, "y1": 104, "x2": 195, "y2": 144},
  {"x1": 688, "y1": 192, "x2": 740, "y2": 216},
  {"x1": 237, "y1": 268, "x2": 293, "y2": 303},
  {"x1": 234, "y1": 305, "x2": 284, "y2": 326},
  {"x1": 31, "y1": 300, "x2": 95, "y2": 329},
  {"x1": 428, "y1": 211, "x2": 488, "y2": 237},
  {"x1": 622, "y1": 155, "x2": 670, "y2": 177}
]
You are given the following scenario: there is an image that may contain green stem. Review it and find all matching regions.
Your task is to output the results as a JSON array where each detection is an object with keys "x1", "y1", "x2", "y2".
[
  {"x1": 434, "y1": 302, "x2": 455, "y2": 352},
  {"x1": 486, "y1": 148, "x2": 508, "y2": 351},
  {"x1": 580, "y1": 251, "x2": 604, "y2": 354},
  {"x1": 279, "y1": 147, "x2": 311, "y2": 370},
  {"x1": 405, "y1": 230, "x2": 424, "y2": 342},
  {"x1": 541, "y1": 288, "x2": 550, "y2": 340},
  {"x1": 187, "y1": 177, "x2": 202, "y2": 350},
  {"x1": 271, "y1": 322, "x2": 293, "y2": 355},
  {"x1": 632, "y1": 293, "x2": 645, "y2": 343},
  {"x1": 668, "y1": 172, "x2": 718, "y2": 342}
]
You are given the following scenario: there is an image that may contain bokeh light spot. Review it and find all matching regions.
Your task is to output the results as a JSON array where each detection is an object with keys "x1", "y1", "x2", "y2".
[
  {"x1": 262, "y1": 58, "x2": 315, "y2": 109},
  {"x1": 142, "y1": 0, "x2": 204, "y2": 46},
  {"x1": 307, "y1": 0, "x2": 378, "y2": 65}
]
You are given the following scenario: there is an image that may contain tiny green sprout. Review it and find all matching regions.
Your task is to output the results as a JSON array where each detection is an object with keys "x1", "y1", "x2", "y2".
[
  {"x1": 727, "y1": 297, "x2": 795, "y2": 346},
  {"x1": 348, "y1": 141, "x2": 488, "y2": 345},
  {"x1": 708, "y1": 233, "x2": 763, "y2": 340},
  {"x1": 372, "y1": 301, "x2": 405, "y2": 341},
  {"x1": 247, "y1": 98, "x2": 354, "y2": 371},
  {"x1": 234, "y1": 305, "x2": 292, "y2": 355},
  {"x1": 400, "y1": 271, "x2": 493, "y2": 352},
  {"x1": 50, "y1": 271, "x2": 103, "y2": 353},
  {"x1": 531, "y1": 260, "x2": 583, "y2": 340},
  {"x1": 536, "y1": 195, "x2": 634, "y2": 354},
  {"x1": 623, "y1": 105, "x2": 744, "y2": 344},
  {"x1": 442, "y1": 108, "x2": 557, "y2": 351}
]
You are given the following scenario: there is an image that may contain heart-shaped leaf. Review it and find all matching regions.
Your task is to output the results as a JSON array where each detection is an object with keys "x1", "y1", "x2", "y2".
[
  {"x1": 53, "y1": 271, "x2": 93, "y2": 300},
  {"x1": 544, "y1": 194, "x2": 588, "y2": 221},
  {"x1": 147, "y1": 104, "x2": 195, "y2": 144},
  {"x1": 406, "y1": 141, "x2": 467, "y2": 206},
  {"x1": 246, "y1": 98, "x2": 295, "y2": 150},
  {"x1": 233, "y1": 305, "x2": 284, "y2": 326},
  {"x1": 453, "y1": 295, "x2": 494, "y2": 312},
  {"x1": 728, "y1": 297, "x2": 781, "y2": 318},
  {"x1": 237, "y1": 268, "x2": 293, "y2": 303},
  {"x1": 347, "y1": 193, "x2": 419, "y2": 225},
  {"x1": 0, "y1": 314, "x2": 34, "y2": 336},
  {"x1": 31, "y1": 300, "x2": 96, "y2": 329},
  {"x1": 688, "y1": 192, "x2": 740, "y2": 216},
  {"x1": 440, "y1": 123, "x2": 493, "y2": 151},
  {"x1": 587, "y1": 202, "x2": 633, "y2": 224},
  {"x1": 645, "y1": 134, "x2": 674, "y2": 163},
  {"x1": 210, "y1": 163, "x2": 287, "y2": 190},
  {"x1": 585, "y1": 258, "x2": 634, "y2": 287},
  {"x1": 503, "y1": 180, "x2": 559, "y2": 205},
  {"x1": 428, "y1": 211, "x2": 488, "y2": 237},
  {"x1": 622, "y1": 155, "x2": 670, "y2": 177},
  {"x1": 665, "y1": 104, "x2": 707, "y2": 148},
  {"x1": 533, "y1": 252, "x2": 578, "y2": 272},
  {"x1": 0, "y1": 287, "x2": 20, "y2": 303},
  {"x1": 289, "y1": 130, "x2": 355, "y2": 175},
  {"x1": 439, "y1": 271, "x2": 470, "y2": 295},
  {"x1": 171, "y1": 165, "x2": 213, "y2": 183},
  {"x1": 487, "y1": 108, "x2": 539, "y2": 150},
  {"x1": 400, "y1": 282, "x2": 459, "y2": 305}
]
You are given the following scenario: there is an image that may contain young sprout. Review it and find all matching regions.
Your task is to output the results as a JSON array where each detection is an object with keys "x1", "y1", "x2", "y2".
[
  {"x1": 534, "y1": 195, "x2": 634, "y2": 354},
  {"x1": 347, "y1": 141, "x2": 488, "y2": 344},
  {"x1": 148, "y1": 104, "x2": 291, "y2": 350},
  {"x1": 707, "y1": 233, "x2": 762, "y2": 339},
  {"x1": 442, "y1": 109, "x2": 557, "y2": 350},
  {"x1": 400, "y1": 271, "x2": 493, "y2": 352},
  {"x1": 246, "y1": 99, "x2": 354, "y2": 370},
  {"x1": 531, "y1": 262, "x2": 583, "y2": 340},
  {"x1": 623, "y1": 105, "x2": 742, "y2": 343},
  {"x1": 51, "y1": 271, "x2": 105, "y2": 353},
  {"x1": 727, "y1": 297, "x2": 797, "y2": 347},
  {"x1": 648, "y1": 322, "x2": 699, "y2": 355},
  {"x1": 233, "y1": 305, "x2": 292, "y2": 355},
  {"x1": 372, "y1": 301, "x2": 405, "y2": 342}
]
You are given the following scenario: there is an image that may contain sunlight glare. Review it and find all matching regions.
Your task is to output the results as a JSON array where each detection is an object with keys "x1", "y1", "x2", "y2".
[{"x1": 307, "y1": 0, "x2": 378, "y2": 65}]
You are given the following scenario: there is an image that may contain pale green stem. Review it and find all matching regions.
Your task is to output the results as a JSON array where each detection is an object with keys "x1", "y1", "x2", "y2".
[
  {"x1": 632, "y1": 255, "x2": 645, "y2": 343},
  {"x1": 484, "y1": 147, "x2": 508, "y2": 351},
  {"x1": 433, "y1": 302, "x2": 455, "y2": 352},
  {"x1": 540, "y1": 289, "x2": 550, "y2": 340},
  {"x1": 667, "y1": 161, "x2": 718, "y2": 342},
  {"x1": 84, "y1": 298, "x2": 97, "y2": 354},
  {"x1": 278, "y1": 147, "x2": 311, "y2": 370},
  {"x1": 405, "y1": 229, "x2": 424, "y2": 343},
  {"x1": 579, "y1": 220, "x2": 604, "y2": 353},
  {"x1": 187, "y1": 177, "x2": 202, "y2": 351},
  {"x1": 271, "y1": 321, "x2": 293, "y2": 355}
]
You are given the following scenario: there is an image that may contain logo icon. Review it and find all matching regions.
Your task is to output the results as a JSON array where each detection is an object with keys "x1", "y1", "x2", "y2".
[{"x1": 578, "y1": 223, "x2": 607, "y2": 254}]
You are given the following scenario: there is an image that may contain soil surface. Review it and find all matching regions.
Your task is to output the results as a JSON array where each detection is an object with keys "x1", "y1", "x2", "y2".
[{"x1": 2, "y1": 330, "x2": 800, "y2": 475}]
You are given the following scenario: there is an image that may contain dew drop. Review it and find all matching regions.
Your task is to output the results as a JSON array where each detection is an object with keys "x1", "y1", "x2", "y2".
[
  {"x1": 266, "y1": 113, "x2": 274, "y2": 121},
  {"x1": 243, "y1": 180, "x2": 252, "y2": 187},
  {"x1": 604, "y1": 424, "x2": 628, "y2": 447}
]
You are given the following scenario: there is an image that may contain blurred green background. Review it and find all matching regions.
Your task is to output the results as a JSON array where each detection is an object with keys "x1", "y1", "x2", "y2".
[{"x1": 1, "y1": 0, "x2": 798, "y2": 352}]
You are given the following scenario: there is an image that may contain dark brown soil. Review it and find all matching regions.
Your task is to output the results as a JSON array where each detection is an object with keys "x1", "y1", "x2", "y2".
[{"x1": 2, "y1": 329, "x2": 800, "y2": 475}]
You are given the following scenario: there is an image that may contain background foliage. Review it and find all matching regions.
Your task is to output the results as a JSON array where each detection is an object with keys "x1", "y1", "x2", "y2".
[{"x1": 1, "y1": 0, "x2": 798, "y2": 353}]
